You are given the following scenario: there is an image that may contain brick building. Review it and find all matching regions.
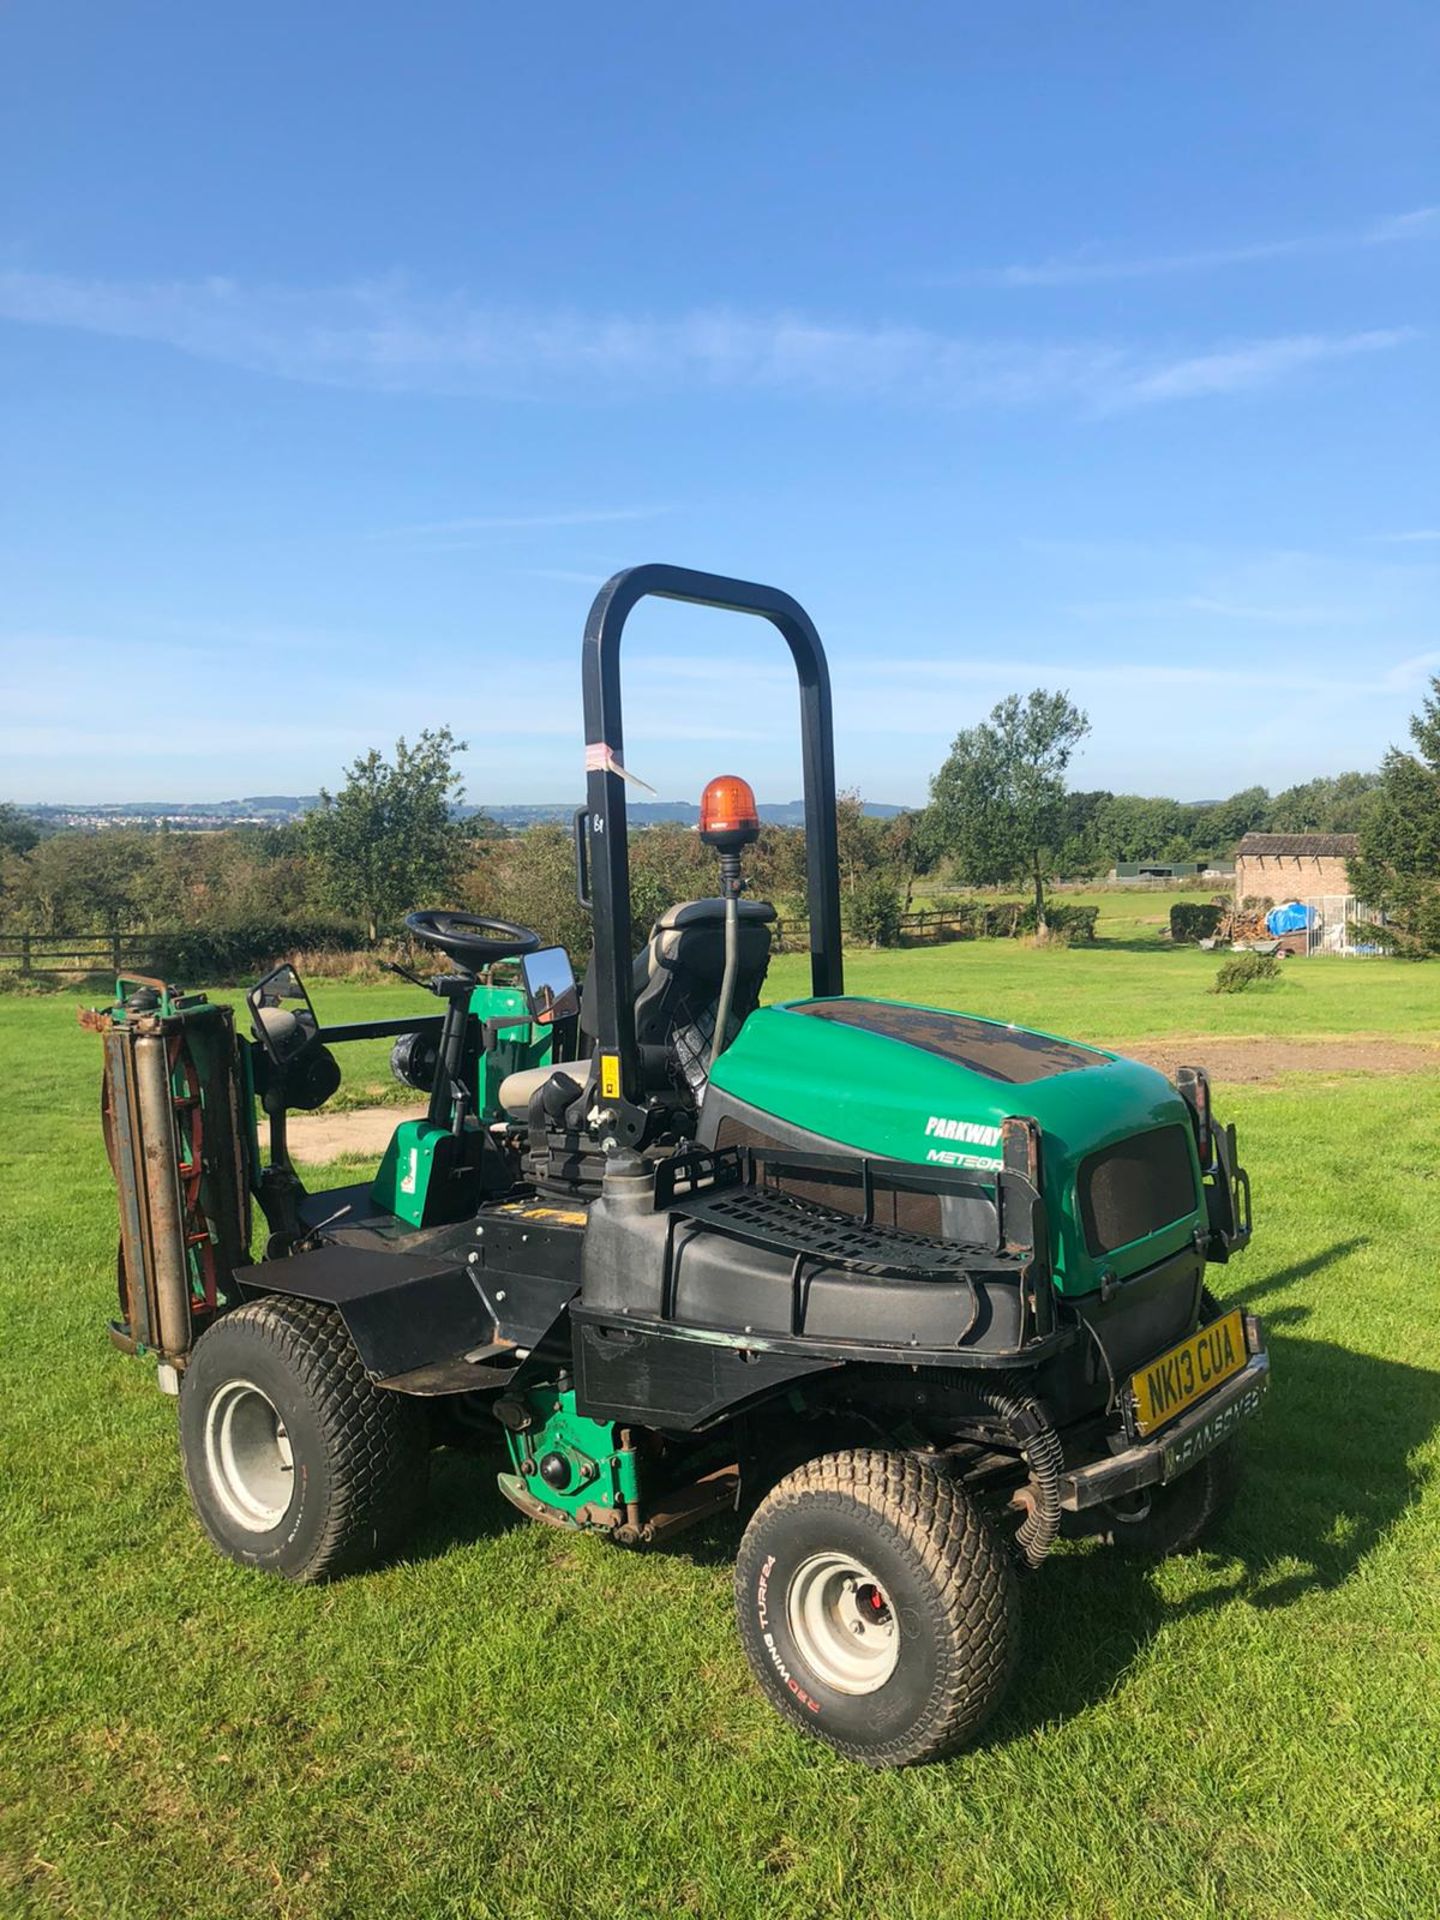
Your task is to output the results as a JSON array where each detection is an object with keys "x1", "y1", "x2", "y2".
[{"x1": 1233, "y1": 832, "x2": 1359, "y2": 905}]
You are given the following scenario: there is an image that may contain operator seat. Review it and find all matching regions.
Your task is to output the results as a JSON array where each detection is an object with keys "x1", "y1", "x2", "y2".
[{"x1": 497, "y1": 896, "x2": 776, "y2": 1118}]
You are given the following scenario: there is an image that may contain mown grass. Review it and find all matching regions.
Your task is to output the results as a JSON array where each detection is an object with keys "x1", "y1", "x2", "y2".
[
  {"x1": 2, "y1": 942, "x2": 1439, "y2": 1918},
  {"x1": 785, "y1": 885, "x2": 1438, "y2": 1043},
  {"x1": 770, "y1": 947, "x2": 1439, "y2": 1048},
  {"x1": 905, "y1": 884, "x2": 1221, "y2": 947}
]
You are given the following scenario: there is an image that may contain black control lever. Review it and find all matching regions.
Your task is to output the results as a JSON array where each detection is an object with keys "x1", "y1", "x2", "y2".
[{"x1": 380, "y1": 958, "x2": 432, "y2": 991}]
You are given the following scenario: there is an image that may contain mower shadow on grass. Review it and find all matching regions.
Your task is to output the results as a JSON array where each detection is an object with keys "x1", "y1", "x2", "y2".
[
  {"x1": 984, "y1": 1311, "x2": 1440, "y2": 1747},
  {"x1": 1237, "y1": 1235, "x2": 1368, "y2": 1303},
  {"x1": 407, "y1": 1444, "x2": 528, "y2": 1562},
  {"x1": 410, "y1": 1440, "x2": 755, "y2": 1572}
]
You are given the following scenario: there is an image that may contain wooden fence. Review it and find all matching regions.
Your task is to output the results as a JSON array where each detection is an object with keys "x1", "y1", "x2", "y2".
[
  {"x1": 772, "y1": 907, "x2": 1016, "y2": 951},
  {"x1": 1, "y1": 906, "x2": 1003, "y2": 977},
  {"x1": 0, "y1": 930, "x2": 159, "y2": 976}
]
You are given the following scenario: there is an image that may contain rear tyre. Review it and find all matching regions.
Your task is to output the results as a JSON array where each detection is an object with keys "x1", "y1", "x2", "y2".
[
  {"x1": 1100, "y1": 1290, "x2": 1246, "y2": 1556},
  {"x1": 179, "y1": 1296, "x2": 428, "y2": 1583},
  {"x1": 734, "y1": 1448, "x2": 1018, "y2": 1767},
  {"x1": 1098, "y1": 1434, "x2": 1242, "y2": 1556}
]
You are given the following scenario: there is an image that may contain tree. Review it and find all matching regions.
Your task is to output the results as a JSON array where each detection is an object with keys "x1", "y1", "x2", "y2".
[
  {"x1": 307, "y1": 728, "x2": 468, "y2": 942},
  {"x1": 845, "y1": 871, "x2": 904, "y2": 947},
  {"x1": 459, "y1": 808, "x2": 507, "y2": 843},
  {"x1": 749, "y1": 823, "x2": 808, "y2": 914},
  {"x1": 834, "y1": 790, "x2": 885, "y2": 896},
  {"x1": 1350, "y1": 677, "x2": 1440, "y2": 954},
  {"x1": 6, "y1": 830, "x2": 155, "y2": 933},
  {"x1": 0, "y1": 804, "x2": 41, "y2": 856},
  {"x1": 1195, "y1": 785, "x2": 1270, "y2": 853},
  {"x1": 1268, "y1": 771, "x2": 1381, "y2": 835},
  {"x1": 1092, "y1": 793, "x2": 1187, "y2": 865},
  {"x1": 1055, "y1": 788, "x2": 1112, "y2": 880},
  {"x1": 462, "y1": 824, "x2": 593, "y2": 958},
  {"x1": 878, "y1": 808, "x2": 935, "y2": 909},
  {"x1": 628, "y1": 822, "x2": 712, "y2": 934},
  {"x1": 927, "y1": 690, "x2": 1090, "y2": 931}
]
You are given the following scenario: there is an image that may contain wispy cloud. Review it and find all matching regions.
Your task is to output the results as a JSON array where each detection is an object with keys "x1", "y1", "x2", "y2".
[
  {"x1": 627, "y1": 634, "x2": 1440, "y2": 709},
  {"x1": 381, "y1": 506, "x2": 671, "y2": 537},
  {"x1": 857, "y1": 652, "x2": 1440, "y2": 699},
  {"x1": 1371, "y1": 528, "x2": 1440, "y2": 544},
  {"x1": 1369, "y1": 207, "x2": 1440, "y2": 242},
  {"x1": 0, "y1": 623, "x2": 775, "y2": 769},
  {"x1": 1383, "y1": 648, "x2": 1440, "y2": 687},
  {"x1": 1069, "y1": 594, "x2": 1365, "y2": 627},
  {"x1": 939, "y1": 205, "x2": 1440, "y2": 289},
  {"x1": 517, "y1": 567, "x2": 616, "y2": 586},
  {"x1": 0, "y1": 267, "x2": 1417, "y2": 412},
  {"x1": 1097, "y1": 328, "x2": 1415, "y2": 407}
]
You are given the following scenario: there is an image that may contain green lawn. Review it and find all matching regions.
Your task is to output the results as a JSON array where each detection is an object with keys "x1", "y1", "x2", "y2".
[
  {"x1": 907, "y1": 885, "x2": 1221, "y2": 947},
  {"x1": 3, "y1": 951, "x2": 1439, "y2": 1918},
  {"x1": 775, "y1": 886, "x2": 1440, "y2": 1044},
  {"x1": 771, "y1": 941, "x2": 1440, "y2": 1045}
]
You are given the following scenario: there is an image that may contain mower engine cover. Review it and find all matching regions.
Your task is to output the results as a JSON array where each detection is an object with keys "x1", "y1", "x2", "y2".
[{"x1": 703, "y1": 996, "x2": 1207, "y2": 1298}]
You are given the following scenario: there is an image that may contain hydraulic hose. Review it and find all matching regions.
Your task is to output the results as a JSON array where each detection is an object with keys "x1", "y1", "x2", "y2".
[
  {"x1": 835, "y1": 1367, "x2": 1065, "y2": 1568},
  {"x1": 974, "y1": 1386, "x2": 1064, "y2": 1569},
  {"x1": 709, "y1": 890, "x2": 740, "y2": 1071}
]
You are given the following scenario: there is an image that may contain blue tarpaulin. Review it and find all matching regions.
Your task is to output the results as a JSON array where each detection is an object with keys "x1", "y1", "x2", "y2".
[{"x1": 1266, "y1": 901, "x2": 1314, "y2": 935}]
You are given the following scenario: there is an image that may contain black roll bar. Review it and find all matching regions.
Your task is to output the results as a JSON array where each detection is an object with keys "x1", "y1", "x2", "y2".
[{"x1": 581, "y1": 563, "x2": 844, "y2": 1114}]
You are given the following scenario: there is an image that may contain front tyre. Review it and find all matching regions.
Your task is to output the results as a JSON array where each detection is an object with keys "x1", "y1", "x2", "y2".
[
  {"x1": 179, "y1": 1296, "x2": 428, "y2": 1583},
  {"x1": 734, "y1": 1449, "x2": 1017, "y2": 1767}
]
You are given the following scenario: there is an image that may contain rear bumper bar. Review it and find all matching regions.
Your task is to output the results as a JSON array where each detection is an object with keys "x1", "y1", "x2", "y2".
[{"x1": 1058, "y1": 1345, "x2": 1270, "y2": 1511}]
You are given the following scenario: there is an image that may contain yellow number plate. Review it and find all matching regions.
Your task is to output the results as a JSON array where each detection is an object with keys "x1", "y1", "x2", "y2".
[{"x1": 1129, "y1": 1309, "x2": 1247, "y2": 1436}]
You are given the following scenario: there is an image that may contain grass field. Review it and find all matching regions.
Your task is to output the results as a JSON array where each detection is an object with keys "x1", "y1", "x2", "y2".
[{"x1": 3, "y1": 915, "x2": 1439, "y2": 1917}]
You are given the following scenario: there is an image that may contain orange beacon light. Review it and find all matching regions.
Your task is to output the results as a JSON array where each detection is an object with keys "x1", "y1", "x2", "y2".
[{"x1": 699, "y1": 774, "x2": 760, "y2": 852}]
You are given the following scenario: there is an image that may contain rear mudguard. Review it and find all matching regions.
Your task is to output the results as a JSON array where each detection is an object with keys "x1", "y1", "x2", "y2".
[{"x1": 236, "y1": 1240, "x2": 578, "y2": 1394}]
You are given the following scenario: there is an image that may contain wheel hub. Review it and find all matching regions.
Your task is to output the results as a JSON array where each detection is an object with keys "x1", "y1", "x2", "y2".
[
  {"x1": 1104, "y1": 1489, "x2": 1153, "y2": 1525},
  {"x1": 203, "y1": 1379, "x2": 295, "y2": 1532},
  {"x1": 785, "y1": 1550, "x2": 900, "y2": 1694}
]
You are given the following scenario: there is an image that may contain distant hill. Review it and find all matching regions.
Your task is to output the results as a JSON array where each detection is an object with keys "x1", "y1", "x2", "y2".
[
  {"x1": 23, "y1": 797, "x2": 322, "y2": 832},
  {"x1": 470, "y1": 799, "x2": 905, "y2": 830},
  {"x1": 19, "y1": 795, "x2": 905, "y2": 833}
]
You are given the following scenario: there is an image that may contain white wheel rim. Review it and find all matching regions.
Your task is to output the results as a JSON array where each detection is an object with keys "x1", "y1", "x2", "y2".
[
  {"x1": 203, "y1": 1379, "x2": 295, "y2": 1533},
  {"x1": 785, "y1": 1550, "x2": 900, "y2": 1695}
]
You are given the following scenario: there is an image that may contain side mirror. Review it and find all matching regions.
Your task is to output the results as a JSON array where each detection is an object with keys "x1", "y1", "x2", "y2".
[
  {"x1": 520, "y1": 946, "x2": 579, "y2": 1026},
  {"x1": 247, "y1": 963, "x2": 321, "y2": 1065}
]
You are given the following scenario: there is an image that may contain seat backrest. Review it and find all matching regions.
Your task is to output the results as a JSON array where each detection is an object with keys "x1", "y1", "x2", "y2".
[{"x1": 631, "y1": 897, "x2": 775, "y2": 1098}]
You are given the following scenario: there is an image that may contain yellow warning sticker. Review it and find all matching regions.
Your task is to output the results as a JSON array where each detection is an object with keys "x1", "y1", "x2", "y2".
[{"x1": 599, "y1": 1053, "x2": 621, "y2": 1101}]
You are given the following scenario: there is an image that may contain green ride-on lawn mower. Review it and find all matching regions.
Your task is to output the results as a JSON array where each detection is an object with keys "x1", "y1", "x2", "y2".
[{"x1": 91, "y1": 564, "x2": 1266, "y2": 1767}]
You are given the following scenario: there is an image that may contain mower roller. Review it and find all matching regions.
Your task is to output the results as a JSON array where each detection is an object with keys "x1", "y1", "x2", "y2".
[{"x1": 90, "y1": 563, "x2": 1266, "y2": 1767}]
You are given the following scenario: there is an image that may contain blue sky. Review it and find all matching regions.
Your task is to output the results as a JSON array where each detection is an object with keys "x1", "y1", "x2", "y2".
[{"x1": 2, "y1": 1, "x2": 1436, "y2": 807}]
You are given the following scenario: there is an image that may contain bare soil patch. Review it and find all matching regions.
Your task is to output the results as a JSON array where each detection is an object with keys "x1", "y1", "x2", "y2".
[
  {"x1": 287, "y1": 1103, "x2": 425, "y2": 1160},
  {"x1": 1111, "y1": 1036, "x2": 1440, "y2": 1084}
]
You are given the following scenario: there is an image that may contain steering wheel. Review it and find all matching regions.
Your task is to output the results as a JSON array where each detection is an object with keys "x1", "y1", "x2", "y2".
[{"x1": 404, "y1": 910, "x2": 541, "y2": 973}]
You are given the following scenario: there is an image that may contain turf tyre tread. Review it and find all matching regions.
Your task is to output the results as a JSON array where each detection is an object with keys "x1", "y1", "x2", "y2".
[
  {"x1": 735, "y1": 1447, "x2": 1017, "y2": 1767},
  {"x1": 180, "y1": 1294, "x2": 427, "y2": 1583}
]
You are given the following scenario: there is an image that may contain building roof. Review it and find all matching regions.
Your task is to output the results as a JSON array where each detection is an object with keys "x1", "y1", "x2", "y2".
[{"x1": 1234, "y1": 832, "x2": 1359, "y2": 858}]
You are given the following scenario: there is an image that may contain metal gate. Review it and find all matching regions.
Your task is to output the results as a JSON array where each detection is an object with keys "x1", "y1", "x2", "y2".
[{"x1": 1299, "y1": 896, "x2": 1383, "y2": 957}]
